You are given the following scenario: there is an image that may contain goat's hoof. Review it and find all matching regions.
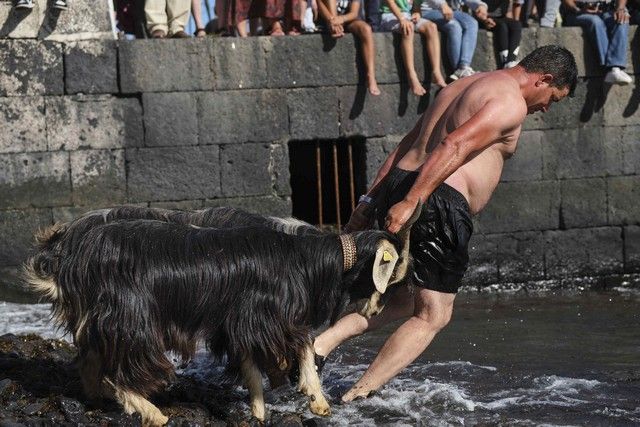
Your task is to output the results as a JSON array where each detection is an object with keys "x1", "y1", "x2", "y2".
[{"x1": 143, "y1": 413, "x2": 169, "y2": 427}]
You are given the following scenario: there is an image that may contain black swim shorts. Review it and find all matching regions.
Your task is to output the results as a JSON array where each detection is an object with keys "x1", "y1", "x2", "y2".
[{"x1": 375, "y1": 167, "x2": 473, "y2": 294}]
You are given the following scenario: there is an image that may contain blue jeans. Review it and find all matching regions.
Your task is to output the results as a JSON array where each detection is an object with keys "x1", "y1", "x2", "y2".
[
  {"x1": 564, "y1": 11, "x2": 629, "y2": 68},
  {"x1": 421, "y1": 8, "x2": 478, "y2": 69}
]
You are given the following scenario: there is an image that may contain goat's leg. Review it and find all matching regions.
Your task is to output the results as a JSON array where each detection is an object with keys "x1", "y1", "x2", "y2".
[
  {"x1": 297, "y1": 345, "x2": 331, "y2": 416},
  {"x1": 104, "y1": 379, "x2": 169, "y2": 427},
  {"x1": 241, "y1": 356, "x2": 266, "y2": 421}
]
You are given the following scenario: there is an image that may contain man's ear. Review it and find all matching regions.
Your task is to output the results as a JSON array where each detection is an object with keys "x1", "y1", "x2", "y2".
[{"x1": 536, "y1": 73, "x2": 554, "y2": 87}]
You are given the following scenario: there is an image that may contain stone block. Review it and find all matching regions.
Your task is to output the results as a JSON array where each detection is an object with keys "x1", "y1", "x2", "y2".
[
  {"x1": 266, "y1": 35, "x2": 357, "y2": 88},
  {"x1": 0, "y1": 96, "x2": 46, "y2": 154},
  {"x1": 204, "y1": 196, "x2": 292, "y2": 217},
  {"x1": 0, "y1": 2, "x2": 41, "y2": 38},
  {"x1": 287, "y1": 88, "x2": 340, "y2": 140},
  {"x1": 212, "y1": 37, "x2": 269, "y2": 90},
  {"x1": 462, "y1": 234, "x2": 498, "y2": 287},
  {"x1": 126, "y1": 146, "x2": 221, "y2": 202},
  {"x1": 621, "y1": 125, "x2": 640, "y2": 175},
  {"x1": 339, "y1": 84, "x2": 426, "y2": 138},
  {"x1": 364, "y1": 135, "x2": 402, "y2": 186},
  {"x1": 560, "y1": 178, "x2": 607, "y2": 228},
  {"x1": 46, "y1": 95, "x2": 143, "y2": 151},
  {"x1": 603, "y1": 83, "x2": 640, "y2": 127},
  {"x1": 373, "y1": 33, "x2": 403, "y2": 84},
  {"x1": 38, "y1": 0, "x2": 112, "y2": 40},
  {"x1": 607, "y1": 176, "x2": 640, "y2": 225},
  {"x1": 0, "y1": 40, "x2": 63, "y2": 96},
  {"x1": 542, "y1": 127, "x2": 622, "y2": 179},
  {"x1": 0, "y1": 151, "x2": 70, "y2": 209},
  {"x1": 70, "y1": 149, "x2": 126, "y2": 206},
  {"x1": 149, "y1": 200, "x2": 205, "y2": 210},
  {"x1": 51, "y1": 203, "x2": 148, "y2": 224},
  {"x1": 494, "y1": 231, "x2": 545, "y2": 282},
  {"x1": 0, "y1": 208, "x2": 52, "y2": 267},
  {"x1": 544, "y1": 227, "x2": 623, "y2": 278},
  {"x1": 536, "y1": 27, "x2": 599, "y2": 77},
  {"x1": 270, "y1": 142, "x2": 291, "y2": 196},
  {"x1": 501, "y1": 131, "x2": 543, "y2": 182},
  {"x1": 65, "y1": 41, "x2": 118, "y2": 94},
  {"x1": 119, "y1": 39, "x2": 214, "y2": 93},
  {"x1": 0, "y1": 266, "x2": 37, "y2": 301},
  {"x1": 474, "y1": 181, "x2": 560, "y2": 233},
  {"x1": 143, "y1": 92, "x2": 198, "y2": 147},
  {"x1": 470, "y1": 30, "x2": 494, "y2": 72},
  {"x1": 624, "y1": 225, "x2": 640, "y2": 272},
  {"x1": 198, "y1": 90, "x2": 289, "y2": 144},
  {"x1": 523, "y1": 78, "x2": 604, "y2": 130},
  {"x1": 220, "y1": 143, "x2": 273, "y2": 197}
]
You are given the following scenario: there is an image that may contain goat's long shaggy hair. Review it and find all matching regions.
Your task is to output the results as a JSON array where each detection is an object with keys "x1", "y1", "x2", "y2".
[{"x1": 25, "y1": 214, "x2": 402, "y2": 399}]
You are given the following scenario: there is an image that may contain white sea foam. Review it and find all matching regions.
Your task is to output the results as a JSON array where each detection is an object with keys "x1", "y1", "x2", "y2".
[{"x1": 0, "y1": 301, "x2": 67, "y2": 340}]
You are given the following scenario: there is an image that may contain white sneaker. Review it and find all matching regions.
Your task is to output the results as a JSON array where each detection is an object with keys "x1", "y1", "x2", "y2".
[
  {"x1": 604, "y1": 67, "x2": 632, "y2": 85},
  {"x1": 14, "y1": 0, "x2": 35, "y2": 9},
  {"x1": 449, "y1": 66, "x2": 476, "y2": 81},
  {"x1": 53, "y1": 0, "x2": 68, "y2": 10},
  {"x1": 504, "y1": 60, "x2": 519, "y2": 69}
]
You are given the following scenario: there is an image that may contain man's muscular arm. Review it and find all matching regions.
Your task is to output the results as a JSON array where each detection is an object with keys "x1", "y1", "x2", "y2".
[{"x1": 385, "y1": 97, "x2": 526, "y2": 233}]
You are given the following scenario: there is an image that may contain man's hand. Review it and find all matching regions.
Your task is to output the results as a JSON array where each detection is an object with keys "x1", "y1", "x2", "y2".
[
  {"x1": 614, "y1": 7, "x2": 629, "y2": 23},
  {"x1": 483, "y1": 17, "x2": 496, "y2": 28},
  {"x1": 474, "y1": 4, "x2": 488, "y2": 21},
  {"x1": 399, "y1": 17, "x2": 413, "y2": 35},
  {"x1": 442, "y1": 3, "x2": 454, "y2": 20},
  {"x1": 385, "y1": 197, "x2": 420, "y2": 234}
]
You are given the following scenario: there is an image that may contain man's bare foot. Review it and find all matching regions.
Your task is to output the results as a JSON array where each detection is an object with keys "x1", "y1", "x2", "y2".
[
  {"x1": 269, "y1": 22, "x2": 285, "y2": 36},
  {"x1": 368, "y1": 79, "x2": 381, "y2": 96},
  {"x1": 409, "y1": 78, "x2": 427, "y2": 96}
]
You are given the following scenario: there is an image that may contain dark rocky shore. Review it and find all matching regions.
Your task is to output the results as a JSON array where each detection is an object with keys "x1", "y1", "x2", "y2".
[{"x1": 0, "y1": 334, "x2": 322, "y2": 427}]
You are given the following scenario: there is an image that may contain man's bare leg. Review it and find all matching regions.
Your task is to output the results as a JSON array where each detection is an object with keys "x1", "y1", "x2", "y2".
[
  {"x1": 314, "y1": 285, "x2": 415, "y2": 357},
  {"x1": 342, "y1": 288, "x2": 455, "y2": 402}
]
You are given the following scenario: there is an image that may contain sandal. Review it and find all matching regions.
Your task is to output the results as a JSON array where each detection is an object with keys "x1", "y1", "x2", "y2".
[{"x1": 195, "y1": 28, "x2": 206, "y2": 37}]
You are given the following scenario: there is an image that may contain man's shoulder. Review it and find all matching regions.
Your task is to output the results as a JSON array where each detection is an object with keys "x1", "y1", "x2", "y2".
[{"x1": 468, "y1": 72, "x2": 527, "y2": 113}]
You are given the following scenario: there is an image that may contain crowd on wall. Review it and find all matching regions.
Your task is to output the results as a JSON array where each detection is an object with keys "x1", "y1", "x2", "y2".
[{"x1": 14, "y1": 0, "x2": 638, "y2": 90}]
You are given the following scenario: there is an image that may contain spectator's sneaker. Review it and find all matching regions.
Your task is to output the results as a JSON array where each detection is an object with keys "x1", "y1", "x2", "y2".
[
  {"x1": 504, "y1": 60, "x2": 519, "y2": 69},
  {"x1": 14, "y1": 0, "x2": 35, "y2": 9},
  {"x1": 604, "y1": 67, "x2": 632, "y2": 85},
  {"x1": 449, "y1": 66, "x2": 476, "y2": 81},
  {"x1": 53, "y1": 0, "x2": 68, "y2": 10}
]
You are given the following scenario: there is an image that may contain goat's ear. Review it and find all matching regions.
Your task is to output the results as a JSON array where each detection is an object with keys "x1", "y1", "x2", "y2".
[{"x1": 372, "y1": 240, "x2": 399, "y2": 294}]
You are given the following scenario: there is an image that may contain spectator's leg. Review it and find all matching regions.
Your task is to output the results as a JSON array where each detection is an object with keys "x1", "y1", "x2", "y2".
[
  {"x1": 421, "y1": 9, "x2": 459, "y2": 70},
  {"x1": 347, "y1": 20, "x2": 381, "y2": 95},
  {"x1": 494, "y1": 18, "x2": 509, "y2": 67},
  {"x1": 453, "y1": 11, "x2": 478, "y2": 69},
  {"x1": 396, "y1": 17, "x2": 427, "y2": 96},
  {"x1": 602, "y1": 11, "x2": 629, "y2": 68},
  {"x1": 167, "y1": 0, "x2": 192, "y2": 36},
  {"x1": 506, "y1": 17, "x2": 522, "y2": 62},
  {"x1": 192, "y1": 0, "x2": 206, "y2": 36},
  {"x1": 571, "y1": 13, "x2": 609, "y2": 67},
  {"x1": 145, "y1": 0, "x2": 169, "y2": 36},
  {"x1": 416, "y1": 19, "x2": 447, "y2": 87},
  {"x1": 539, "y1": 0, "x2": 560, "y2": 27}
]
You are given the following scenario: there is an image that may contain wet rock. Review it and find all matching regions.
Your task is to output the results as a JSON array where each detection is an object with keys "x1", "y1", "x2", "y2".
[
  {"x1": 269, "y1": 413, "x2": 303, "y2": 426},
  {"x1": 302, "y1": 417, "x2": 332, "y2": 427},
  {"x1": 21, "y1": 402, "x2": 45, "y2": 416},
  {"x1": 0, "y1": 420, "x2": 27, "y2": 427},
  {"x1": 57, "y1": 397, "x2": 87, "y2": 423}
]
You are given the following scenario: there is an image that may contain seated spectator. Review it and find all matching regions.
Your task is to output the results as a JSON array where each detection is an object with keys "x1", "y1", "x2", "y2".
[
  {"x1": 217, "y1": 0, "x2": 258, "y2": 36},
  {"x1": 420, "y1": 0, "x2": 480, "y2": 80},
  {"x1": 146, "y1": 0, "x2": 192, "y2": 37},
  {"x1": 381, "y1": 0, "x2": 447, "y2": 94},
  {"x1": 474, "y1": 0, "x2": 523, "y2": 68},
  {"x1": 561, "y1": 0, "x2": 632, "y2": 84},
  {"x1": 253, "y1": 0, "x2": 303, "y2": 34},
  {"x1": 515, "y1": 0, "x2": 561, "y2": 26},
  {"x1": 318, "y1": 0, "x2": 382, "y2": 94}
]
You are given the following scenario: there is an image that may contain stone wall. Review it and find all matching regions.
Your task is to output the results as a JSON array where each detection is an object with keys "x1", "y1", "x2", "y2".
[{"x1": 0, "y1": 21, "x2": 639, "y2": 292}]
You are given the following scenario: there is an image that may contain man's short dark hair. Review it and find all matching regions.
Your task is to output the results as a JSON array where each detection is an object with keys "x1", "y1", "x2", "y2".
[{"x1": 519, "y1": 45, "x2": 578, "y2": 96}]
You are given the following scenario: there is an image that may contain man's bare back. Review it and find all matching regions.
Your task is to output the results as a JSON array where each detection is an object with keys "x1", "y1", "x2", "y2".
[{"x1": 396, "y1": 71, "x2": 527, "y2": 214}]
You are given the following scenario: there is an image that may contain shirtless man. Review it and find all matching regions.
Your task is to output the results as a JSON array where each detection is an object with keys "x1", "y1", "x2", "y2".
[{"x1": 313, "y1": 45, "x2": 578, "y2": 401}]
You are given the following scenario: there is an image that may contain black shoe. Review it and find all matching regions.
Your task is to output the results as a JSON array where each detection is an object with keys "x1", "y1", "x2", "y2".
[{"x1": 288, "y1": 352, "x2": 327, "y2": 385}]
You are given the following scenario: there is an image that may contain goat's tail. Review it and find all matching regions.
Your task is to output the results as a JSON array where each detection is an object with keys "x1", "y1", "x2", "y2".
[{"x1": 23, "y1": 222, "x2": 66, "y2": 301}]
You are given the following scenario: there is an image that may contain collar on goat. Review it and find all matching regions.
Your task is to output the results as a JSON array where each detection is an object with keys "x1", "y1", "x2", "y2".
[{"x1": 339, "y1": 234, "x2": 357, "y2": 271}]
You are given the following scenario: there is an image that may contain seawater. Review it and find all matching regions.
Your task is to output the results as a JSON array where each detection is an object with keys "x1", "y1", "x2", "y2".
[{"x1": 1, "y1": 288, "x2": 639, "y2": 425}]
